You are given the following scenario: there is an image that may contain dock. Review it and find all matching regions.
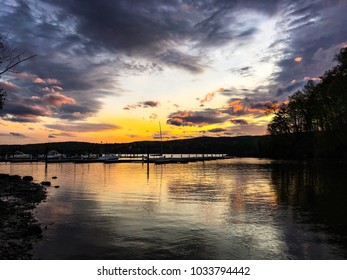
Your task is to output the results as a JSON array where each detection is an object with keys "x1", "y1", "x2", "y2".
[{"x1": 0, "y1": 154, "x2": 230, "y2": 165}]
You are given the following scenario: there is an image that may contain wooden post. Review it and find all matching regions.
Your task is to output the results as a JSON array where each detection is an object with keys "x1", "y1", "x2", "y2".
[
  {"x1": 45, "y1": 144, "x2": 48, "y2": 171},
  {"x1": 147, "y1": 145, "x2": 150, "y2": 179}
]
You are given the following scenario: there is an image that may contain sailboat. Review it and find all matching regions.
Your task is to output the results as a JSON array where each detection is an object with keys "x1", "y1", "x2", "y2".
[{"x1": 154, "y1": 122, "x2": 170, "y2": 164}]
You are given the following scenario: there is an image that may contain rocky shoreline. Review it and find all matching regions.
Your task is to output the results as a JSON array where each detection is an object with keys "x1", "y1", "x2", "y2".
[{"x1": 0, "y1": 174, "x2": 47, "y2": 259}]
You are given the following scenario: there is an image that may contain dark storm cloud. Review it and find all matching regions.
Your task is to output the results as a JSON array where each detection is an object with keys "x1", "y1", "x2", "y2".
[
  {"x1": 269, "y1": 0, "x2": 347, "y2": 98},
  {"x1": 0, "y1": 81, "x2": 94, "y2": 122},
  {"x1": 41, "y1": 0, "x2": 207, "y2": 73},
  {"x1": 37, "y1": 0, "x2": 285, "y2": 70},
  {"x1": 0, "y1": 0, "x2": 121, "y2": 123},
  {"x1": 0, "y1": 94, "x2": 50, "y2": 122},
  {"x1": 1, "y1": 0, "x2": 347, "y2": 127}
]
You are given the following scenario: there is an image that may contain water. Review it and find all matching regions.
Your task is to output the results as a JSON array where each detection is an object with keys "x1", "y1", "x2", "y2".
[{"x1": 1, "y1": 158, "x2": 346, "y2": 259}]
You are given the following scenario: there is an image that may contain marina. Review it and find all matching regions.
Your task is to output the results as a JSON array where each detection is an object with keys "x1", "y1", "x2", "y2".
[{"x1": 0, "y1": 154, "x2": 229, "y2": 164}]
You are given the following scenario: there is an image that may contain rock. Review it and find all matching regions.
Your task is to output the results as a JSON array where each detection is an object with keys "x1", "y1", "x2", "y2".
[
  {"x1": 52, "y1": 176, "x2": 57, "y2": 179},
  {"x1": 41, "y1": 181, "x2": 51, "y2": 186},
  {"x1": 23, "y1": 176, "x2": 34, "y2": 182},
  {"x1": 54, "y1": 185, "x2": 60, "y2": 188},
  {"x1": 0, "y1": 173, "x2": 10, "y2": 179},
  {"x1": 0, "y1": 175, "x2": 47, "y2": 259},
  {"x1": 9, "y1": 175, "x2": 21, "y2": 181}
]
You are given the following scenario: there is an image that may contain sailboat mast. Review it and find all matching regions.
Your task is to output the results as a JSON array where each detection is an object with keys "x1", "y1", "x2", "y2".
[{"x1": 159, "y1": 121, "x2": 163, "y2": 155}]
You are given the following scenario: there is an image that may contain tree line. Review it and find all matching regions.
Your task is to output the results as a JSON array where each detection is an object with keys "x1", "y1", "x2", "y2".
[{"x1": 268, "y1": 48, "x2": 347, "y2": 135}]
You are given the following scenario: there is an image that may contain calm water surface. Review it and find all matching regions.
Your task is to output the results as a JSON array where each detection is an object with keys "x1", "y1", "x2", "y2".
[{"x1": 1, "y1": 158, "x2": 346, "y2": 259}]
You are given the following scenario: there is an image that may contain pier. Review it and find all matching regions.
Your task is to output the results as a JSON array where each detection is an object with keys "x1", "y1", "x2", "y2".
[{"x1": 0, "y1": 154, "x2": 230, "y2": 164}]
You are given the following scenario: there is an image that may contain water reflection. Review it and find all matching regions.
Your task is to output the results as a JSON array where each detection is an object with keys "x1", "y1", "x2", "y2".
[
  {"x1": 269, "y1": 161, "x2": 347, "y2": 259},
  {"x1": 0, "y1": 159, "x2": 346, "y2": 259}
]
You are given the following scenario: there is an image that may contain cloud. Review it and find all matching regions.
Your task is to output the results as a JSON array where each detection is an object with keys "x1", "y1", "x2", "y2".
[
  {"x1": 0, "y1": 89, "x2": 82, "y2": 123},
  {"x1": 1, "y1": 0, "x2": 347, "y2": 140},
  {"x1": 123, "y1": 100, "x2": 160, "y2": 110},
  {"x1": 142, "y1": 101, "x2": 160, "y2": 108},
  {"x1": 45, "y1": 122, "x2": 121, "y2": 133},
  {"x1": 33, "y1": 76, "x2": 61, "y2": 85},
  {"x1": 48, "y1": 132, "x2": 76, "y2": 138},
  {"x1": 0, "y1": 97, "x2": 50, "y2": 122},
  {"x1": 57, "y1": 103, "x2": 101, "y2": 120},
  {"x1": 269, "y1": 0, "x2": 347, "y2": 98},
  {"x1": 149, "y1": 113, "x2": 158, "y2": 119},
  {"x1": 3, "y1": 115, "x2": 41, "y2": 123},
  {"x1": 207, "y1": 128, "x2": 228, "y2": 133},
  {"x1": 198, "y1": 92, "x2": 216, "y2": 107},
  {"x1": 157, "y1": 49, "x2": 204, "y2": 74},
  {"x1": 0, "y1": 81, "x2": 20, "y2": 92},
  {"x1": 167, "y1": 97, "x2": 270, "y2": 127},
  {"x1": 9, "y1": 132, "x2": 27, "y2": 138},
  {"x1": 294, "y1": 57, "x2": 302, "y2": 62},
  {"x1": 229, "y1": 66, "x2": 254, "y2": 77},
  {"x1": 224, "y1": 98, "x2": 269, "y2": 118},
  {"x1": 167, "y1": 109, "x2": 228, "y2": 127},
  {"x1": 43, "y1": 92, "x2": 76, "y2": 107},
  {"x1": 0, "y1": 74, "x2": 97, "y2": 122},
  {"x1": 231, "y1": 119, "x2": 249, "y2": 125}
]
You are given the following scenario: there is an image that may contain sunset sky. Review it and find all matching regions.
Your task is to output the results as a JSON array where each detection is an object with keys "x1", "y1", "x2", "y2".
[{"x1": 1, "y1": 0, "x2": 347, "y2": 144}]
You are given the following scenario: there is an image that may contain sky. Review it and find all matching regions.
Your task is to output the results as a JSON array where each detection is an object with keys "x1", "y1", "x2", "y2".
[{"x1": 0, "y1": 0, "x2": 347, "y2": 144}]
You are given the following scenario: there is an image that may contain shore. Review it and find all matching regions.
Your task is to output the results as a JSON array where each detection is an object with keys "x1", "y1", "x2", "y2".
[{"x1": 0, "y1": 174, "x2": 47, "y2": 260}]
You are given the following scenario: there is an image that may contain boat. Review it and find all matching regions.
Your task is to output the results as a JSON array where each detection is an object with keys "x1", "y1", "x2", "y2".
[
  {"x1": 153, "y1": 122, "x2": 171, "y2": 164},
  {"x1": 47, "y1": 150, "x2": 62, "y2": 159},
  {"x1": 81, "y1": 153, "x2": 98, "y2": 159},
  {"x1": 13, "y1": 151, "x2": 31, "y2": 159},
  {"x1": 99, "y1": 154, "x2": 119, "y2": 162}
]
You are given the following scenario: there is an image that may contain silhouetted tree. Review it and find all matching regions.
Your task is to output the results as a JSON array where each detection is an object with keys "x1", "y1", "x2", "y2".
[
  {"x1": 268, "y1": 47, "x2": 347, "y2": 135},
  {"x1": 267, "y1": 103, "x2": 291, "y2": 135},
  {"x1": 0, "y1": 35, "x2": 35, "y2": 109}
]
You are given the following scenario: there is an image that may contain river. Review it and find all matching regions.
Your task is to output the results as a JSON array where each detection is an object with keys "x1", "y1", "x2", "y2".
[{"x1": 1, "y1": 158, "x2": 346, "y2": 259}]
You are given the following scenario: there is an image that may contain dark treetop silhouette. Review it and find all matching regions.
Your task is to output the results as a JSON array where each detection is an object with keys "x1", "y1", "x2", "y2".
[{"x1": 0, "y1": 35, "x2": 35, "y2": 109}]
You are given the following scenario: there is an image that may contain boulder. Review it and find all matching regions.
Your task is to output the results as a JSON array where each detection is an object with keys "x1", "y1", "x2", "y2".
[
  {"x1": 9, "y1": 175, "x2": 21, "y2": 181},
  {"x1": 0, "y1": 173, "x2": 10, "y2": 179},
  {"x1": 23, "y1": 176, "x2": 34, "y2": 182}
]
